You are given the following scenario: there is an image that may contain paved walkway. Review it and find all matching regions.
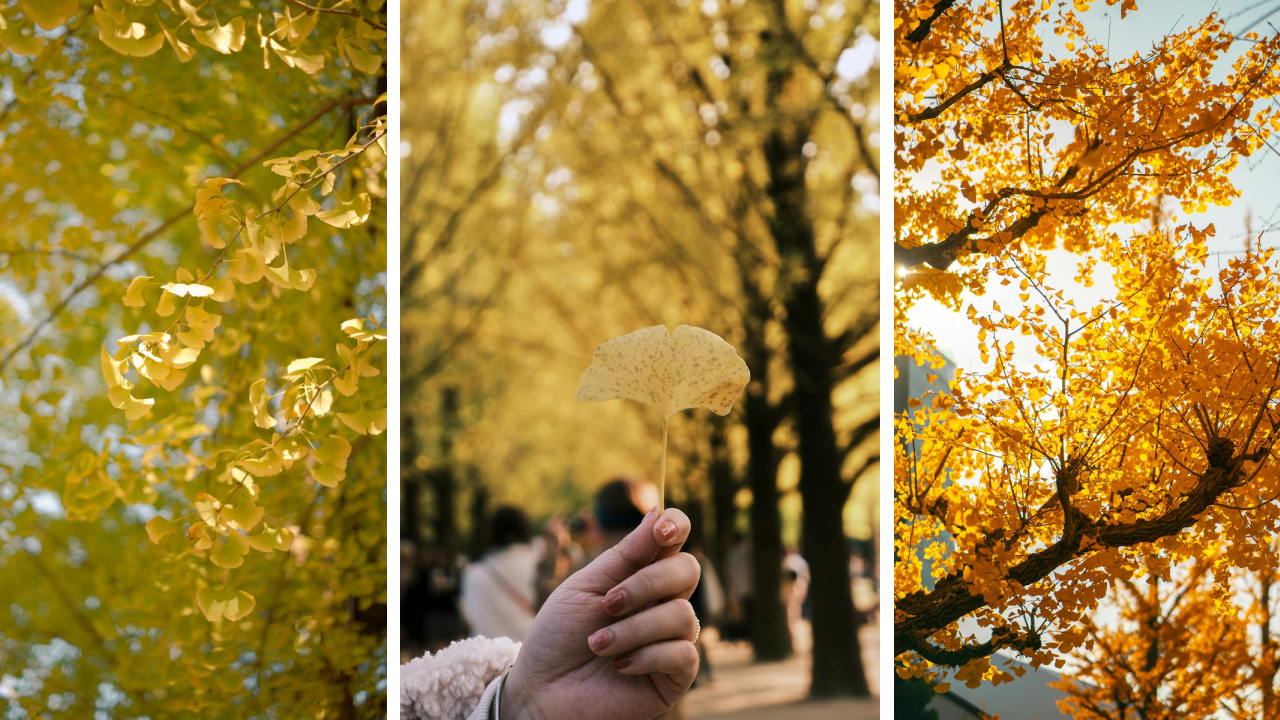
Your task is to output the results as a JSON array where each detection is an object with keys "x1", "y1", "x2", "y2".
[{"x1": 680, "y1": 621, "x2": 880, "y2": 719}]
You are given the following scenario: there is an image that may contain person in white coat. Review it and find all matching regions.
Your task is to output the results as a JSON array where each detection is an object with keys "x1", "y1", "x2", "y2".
[{"x1": 460, "y1": 506, "x2": 539, "y2": 642}]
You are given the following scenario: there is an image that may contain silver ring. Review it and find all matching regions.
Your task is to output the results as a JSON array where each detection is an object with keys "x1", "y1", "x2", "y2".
[{"x1": 692, "y1": 615, "x2": 700, "y2": 644}]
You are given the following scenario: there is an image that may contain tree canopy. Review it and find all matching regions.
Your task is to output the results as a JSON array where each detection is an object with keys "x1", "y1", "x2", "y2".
[
  {"x1": 0, "y1": 2, "x2": 387, "y2": 716},
  {"x1": 894, "y1": 0, "x2": 1280, "y2": 692}
]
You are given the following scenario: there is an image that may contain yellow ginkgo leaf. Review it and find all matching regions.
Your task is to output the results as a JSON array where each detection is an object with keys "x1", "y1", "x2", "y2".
[
  {"x1": 196, "y1": 586, "x2": 256, "y2": 623},
  {"x1": 246, "y1": 524, "x2": 295, "y2": 553},
  {"x1": 210, "y1": 529, "x2": 250, "y2": 569},
  {"x1": 192, "y1": 16, "x2": 246, "y2": 54},
  {"x1": 219, "y1": 503, "x2": 264, "y2": 532},
  {"x1": 123, "y1": 276, "x2": 151, "y2": 307},
  {"x1": 576, "y1": 325, "x2": 750, "y2": 419},
  {"x1": 21, "y1": 0, "x2": 76, "y2": 31},
  {"x1": 228, "y1": 247, "x2": 266, "y2": 284},
  {"x1": 162, "y1": 282, "x2": 215, "y2": 298},
  {"x1": 316, "y1": 193, "x2": 371, "y2": 228},
  {"x1": 249, "y1": 378, "x2": 276, "y2": 429},
  {"x1": 94, "y1": 7, "x2": 165, "y2": 57},
  {"x1": 310, "y1": 435, "x2": 351, "y2": 487},
  {"x1": 283, "y1": 357, "x2": 325, "y2": 379},
  {"x1": 338, "y1": 405, "x2": 387, "y2": 435},
  {"x1": 576, "y1": 325, "x2": 750, "y2": 507},
  {"x1": 145, "y1": 515, "x2": 179, "y2": 544}
]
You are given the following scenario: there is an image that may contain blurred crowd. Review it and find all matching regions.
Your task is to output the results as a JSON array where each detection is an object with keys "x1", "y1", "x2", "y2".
[{"x1": 401, "y1": 476, "x2": 876, "y2": 682}]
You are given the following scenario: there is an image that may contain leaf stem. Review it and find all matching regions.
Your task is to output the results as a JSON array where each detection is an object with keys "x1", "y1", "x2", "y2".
[{"x1": 660, "y1": 419, "x2": 669, "y2": 510}]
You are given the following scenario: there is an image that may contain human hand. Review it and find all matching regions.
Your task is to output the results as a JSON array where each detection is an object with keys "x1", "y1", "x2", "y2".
[{"x1": 503, "y1": 506, "x2": 701, "y2": 720}]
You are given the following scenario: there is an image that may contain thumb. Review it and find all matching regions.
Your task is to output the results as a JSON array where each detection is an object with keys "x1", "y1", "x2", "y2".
[{"x1": 581, "y1": 505, "x2": 663, "y2": 590}]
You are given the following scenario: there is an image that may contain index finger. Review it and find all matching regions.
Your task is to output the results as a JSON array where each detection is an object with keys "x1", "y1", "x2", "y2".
[{"x1": 652, "y1": 508, "x2": 690, "y2": 561}]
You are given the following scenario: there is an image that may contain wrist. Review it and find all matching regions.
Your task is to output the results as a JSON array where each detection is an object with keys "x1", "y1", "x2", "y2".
[{"x1": 501, "y1": 663, "x2": 548, "y2": 720}]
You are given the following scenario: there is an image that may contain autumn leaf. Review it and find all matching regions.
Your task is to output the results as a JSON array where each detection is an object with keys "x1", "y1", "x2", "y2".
[
  {"x1": 196, "y1": 587, "x2": 256, "y2": 623},
  {"x1": 310, "y1": 435, "x2": 351, "y2": 487},
  {"x1": 576, "y1": 325, "x2": 750, "y2": 506}
]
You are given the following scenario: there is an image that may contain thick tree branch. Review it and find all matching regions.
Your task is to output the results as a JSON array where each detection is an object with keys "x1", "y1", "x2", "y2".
[
  {"x1": 904, "y1": 0, "x2": 958, "y2": 43},
  {"x1": 896, "y1": 446, "x2": 1271, "y2": 661}
]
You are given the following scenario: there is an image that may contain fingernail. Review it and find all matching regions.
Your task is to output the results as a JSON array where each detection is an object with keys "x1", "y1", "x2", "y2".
[
  {"x1": 647, "y1": 505, "x2": 659, "y2": 517},
  {"x1": 612, "y1": 653, "x2": 632, "y2": 670},
  {"x1": 603, "y1": 588, "x2": 627, "y2": 615},
  {"x1": 659, "y1": 521, "x2": 676, "y2": 540},
  {"x1": 588, "y1": 628, "x2": 612, "y2": 652}
]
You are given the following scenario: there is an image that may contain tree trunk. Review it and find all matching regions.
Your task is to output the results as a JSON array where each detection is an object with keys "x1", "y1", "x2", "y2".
[
  {"x1": 740, "y1": 315, "x2": 792, "y2": 661},
  {"x1": 708, "y1": 416, "x2": 738, "y2": 576},
  {"x1": 745, "y1": 387, "x2": 792, "y2": 661},
  {"x1": 762, "y1": 50, "x2": 868, "y2": 695}
]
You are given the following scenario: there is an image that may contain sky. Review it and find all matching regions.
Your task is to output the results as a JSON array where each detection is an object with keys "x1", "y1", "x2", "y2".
[{"x1": 909, "y1": 0, "x2": 1280, "y2": 372}]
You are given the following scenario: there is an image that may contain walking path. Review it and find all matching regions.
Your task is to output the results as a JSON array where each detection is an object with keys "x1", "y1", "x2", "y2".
[{"x1": 681, "y1": 621, "x2": 880, "y2": 719}]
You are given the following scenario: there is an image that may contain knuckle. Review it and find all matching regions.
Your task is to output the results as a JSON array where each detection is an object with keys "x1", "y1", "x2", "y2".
[
  {"x1": 677, "y1": 552, "x2": 701, "y2": 581},
  {"x1": 681, "y1": 641, "x2": 699, "y2": 665},
  {"x1": 669, "y1": 597, "x2": 695, "y2": 621},
  {"x1": 633, "y1": 569, "x2": 656, "y2": 599}
]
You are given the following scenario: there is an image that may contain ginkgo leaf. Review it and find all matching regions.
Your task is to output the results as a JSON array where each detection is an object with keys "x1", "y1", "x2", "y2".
[
  {"x1": 210, "y1": 530, "x2": 250, "y2": 569},
  {"x1": 194, "y1": 493, "x2": 222, "y2": 527},
  {"x1": 160, "y1": 23, "x2": 196, "y2": 62},
  {"x1": 269, "y1": 38, "x2": 325, "y2": 74},
  {"x1": 310, "y1": 435, "x2": 351, "y2": 487},
  {"x1": 338, "y1": 405, "x2": 387, "y2": 435},
  {"x1": 208, "y1": 276, "x2": 235, "y2": 302},
  {"x1": 123, "y1": 276, "x2": 151, "y2": 307},
  {"x1": 263, "y1": 258, "x2": 317, "y2": 291},
  {"x1": 3, "y1": 27, "x2": 46, "y2": 56},
  {"x1": 22, "y1": 0, "x2": 77, "y2": 32},
  {"x1": 192, "y1": 16, "x2": 246, "y2": 54},
  {"x1": 163, "y1": 282, "x2": 215, "y2": 298},
  {"x1": 316, "y1": 193, "x2": 371, "y2": 228},
  {"x1": 228, "y1": 247, "x2": 266, "y2": 283},
  {"x1": 94, "y1": 7, "x2": 165, "y2": 57},
  {"x1": 576, "y1": 325, "x2": 750, "y2": 507},
  {"x1": 196, "y1": 587, "x2": 256, "y2": 623},
  {"x1": 177, "y1": 0, "x2": 211, "y2": 27},
  {"x1": 145, "y1": 515, "x2": 179, "y2": 544},
  {"x1": 576, "y1": 325, "x2": 750, "y2": 419},
  {"x1": 219, "y1": 503, "x2": 264, "y2": 532},
  {"x1": 238, "y1": 450, "x2": 283, "y2": 477},
  {"x1": 283, "y1": 357, "x2": 325, "y2": 379},
  {"x1": 249, "y1": 378, "x2": 276, "y2": 429},
  {"x1": 246, "y1": 524, "x2": 295, "y2": 553}
]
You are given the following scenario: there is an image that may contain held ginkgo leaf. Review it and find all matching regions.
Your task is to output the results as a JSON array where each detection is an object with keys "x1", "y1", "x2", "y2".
[{"x1": 576, "y1": 325, "x2": 750, "y2": 507}]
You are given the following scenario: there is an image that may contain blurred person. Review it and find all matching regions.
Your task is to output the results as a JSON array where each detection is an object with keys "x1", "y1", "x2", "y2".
[
  {"x1": 402, "y1": 506, "x2": 702, "y2": 720},
  {"x1": 781, "y1": 546, "x2": 810, "y2": 632},
  {"x1": 588, "y1": 477, "x2": 658, "y2": 556},
  {"x1": 460, "y1": 506, "x2": 539, "y2": 642},
  {"x1": 534, "y1": 514, "x2": 586, "y2": 606},
  {"x1": 721, "y1": 530, "x2": 753, "y2": 641}
]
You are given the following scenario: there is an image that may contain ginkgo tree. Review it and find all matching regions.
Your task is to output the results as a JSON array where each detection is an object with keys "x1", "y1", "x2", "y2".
[
  {"x1": 0, "y1": 1, "x2": 386, "y2": 716},
  {"x1": 895, "y1": 0, "x2": 1280, "y2": 692}
]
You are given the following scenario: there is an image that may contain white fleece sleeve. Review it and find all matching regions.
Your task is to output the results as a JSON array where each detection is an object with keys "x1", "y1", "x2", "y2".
[{"x1": 400, "y1": 636, "x2": 521, "y2": 720}]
